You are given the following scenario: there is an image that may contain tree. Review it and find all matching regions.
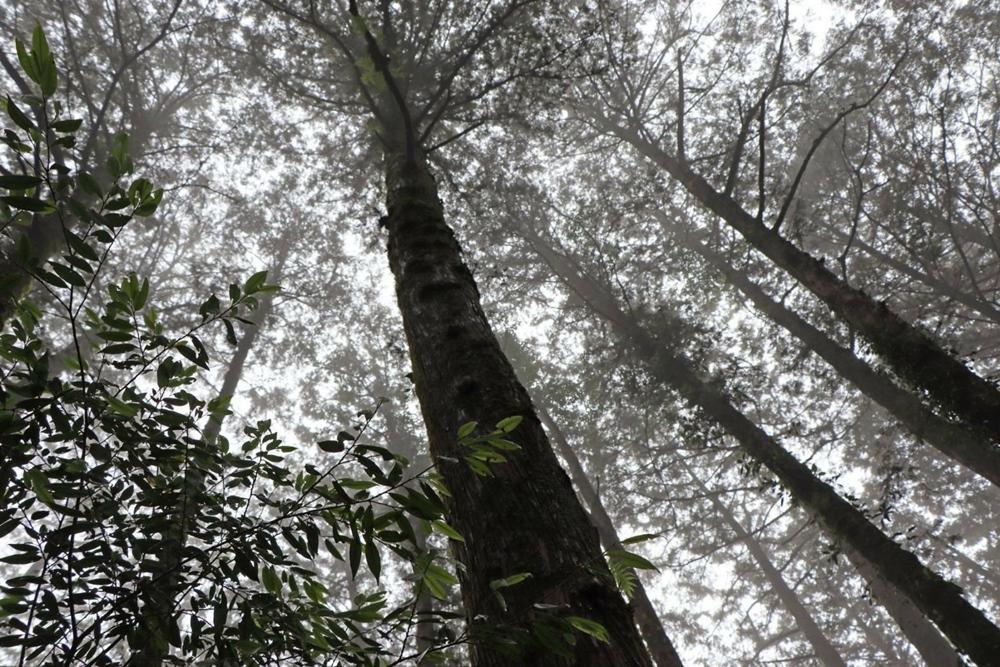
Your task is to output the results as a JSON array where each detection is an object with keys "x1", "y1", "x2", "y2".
[{"x1": 248, "y1": 0, "x2": 658, "y2": 663}]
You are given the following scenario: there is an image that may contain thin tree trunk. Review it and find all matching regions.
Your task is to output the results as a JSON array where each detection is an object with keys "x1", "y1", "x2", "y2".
[
  {"x1": 413, "y1": 524, "x2": 436, "y2": 661},
  {"x1": 681, "y1": 464, "x2": 847, "y2": 667},
  {"x1": 383, "y1": 151, "x2": 652, "y2": 666},
  {"x1": 521, "y1": 227, "x2": 1000, "y2": 665},
  {"x1": 131, "y1": 239, "x2": 287, "y2": 666},
  {"x1": 664, "y1": 221, "x2": 1000, "y2": 487},
  {"x1": 843, "y1": 542, "x2": 963, "y2": 666},
  {"x1": 587, "y1": 111, "x2": 1000, "y2": 440},
  {"x1": 535, "y1": 403, "x2": 685, "y2": 667}
]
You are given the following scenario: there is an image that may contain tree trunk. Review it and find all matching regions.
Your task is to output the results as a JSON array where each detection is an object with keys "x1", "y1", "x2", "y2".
[
  {"x1": 665, "y1": 221, "x2": 1000, "y2": 487},
  {"x1": 131, "y1": 239, "x2": 287, "y2": 666},
  {"x1": 682, "y1": 464, "x2": 847, "y2": 667},
  {"x1": 588, "y1": 112, "x2": 1000, "y2": 440},
  {"x1": 413, "y1": 524, "x2": 436, "y2": 662},
  {"x1": 843, "y1": 542, "x2": 963, "y2": 666},
  {"x1": 521, "y1": 228, "x2": 1000, "y2": 666},
  {"x1": 535, "y1": 403, "x2": 685, "y2": 667},
  {"x1": 383, "y1": 151, "x2": 652, "y2": 666}
]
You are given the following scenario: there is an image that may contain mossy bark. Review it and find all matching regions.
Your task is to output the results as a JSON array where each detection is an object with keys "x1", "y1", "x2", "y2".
[
  {"x1": 384, "y1": 153, "x2": 652, "y2": 666},
  {"x1": 524, "y1": 230, "x2": 1000, "y2": 666}
]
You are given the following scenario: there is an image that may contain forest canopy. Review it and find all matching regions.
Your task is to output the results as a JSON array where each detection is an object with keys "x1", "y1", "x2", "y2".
[{"x1": 0, "y1": 0, "x2": 999, "y2": 665}]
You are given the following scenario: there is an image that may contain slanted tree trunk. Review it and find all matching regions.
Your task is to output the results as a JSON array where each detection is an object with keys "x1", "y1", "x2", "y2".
[
  {"x1": 663, "y1": 220, "x2": 1000, "y2": 487},
  {"x1": 681, "y1": 464, "x2": 846, "y2": 667},
  {"x1": 535, "y1": 403, "x2": 685, "y2": 667},
  {"x1": 587, "y1": 112, "x2": 1000, "y2": 440},
  {"x1": 383, "y1": 151, "x2": 652, "y2": 666},
  {"x1": 521, "y1": 227, "x2": 1000, "y2": 665},
  {"x1": 842, "y1": 542, "x2": 963, "y2": 666},
  {"x1": 132, "y1": 238, "x2": 287, "y2": 666}
]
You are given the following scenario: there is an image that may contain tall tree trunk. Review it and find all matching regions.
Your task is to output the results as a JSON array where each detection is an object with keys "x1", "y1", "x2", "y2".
[
  {"x1": 131, "y1": 239, "x2": 287, "y2": 666},
  {"x1": 383, "y1": 152, "x2": 652, "y2": 666},
  {"x1": 843, "y1": 542, "x2": 963, "y2": 666},
  {"x1": 521, "y1": 227, "x2": 1000, "y2": 665},
  {"x1": 681, "y1": 463, "x2": 847, "y2": 667},
  {"x1": 534, "y1": 403, "x2": 685, "y2": 667},
  {"x1": 664, "y1": 221, "x2": 1000, "y2": 487},
  {"x1": 587, "y1": 111, "x2": 1000, "y2": 440}
]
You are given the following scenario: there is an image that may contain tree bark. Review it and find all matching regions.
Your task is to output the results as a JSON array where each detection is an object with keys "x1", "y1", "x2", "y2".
[
  {"x1": 682, "y1": 464, "x2": 847, "y2": 667},
  {"x1": 666, "y1": 221, "x2": 1000, "y2": 487},
  {"x1": 535, "y1": 403, "x2": 685, "y2": 667},
  {"x1": 843, "y1": 542, "x2": 963, "y2": 666},
  {"x1": 383, "y1": 151, "x2": 652, "y2": 666},
  {"x1": 587, "y1": 111, "x2": 1000, "y2": 441},
  {"x1": 521, "y1": 228, "x2": 1000, "y2": 666}
]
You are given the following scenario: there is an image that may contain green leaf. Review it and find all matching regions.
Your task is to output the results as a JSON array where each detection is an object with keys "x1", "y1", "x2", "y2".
[
  {"x1": 432, "y1": 520, "x2": 464, "y2": 543},
  {"x1": 457, "y1": 421, "x2": 477, "y2": 439},
  {"x1": 77, "y1": 172, "x2": 102, "y2": 198},
  {"x1": 105, "y1": 395, "x2": 138, "y2": 417},
  {"x1": 496, "y1": 415, "x2": 522, "y2": 433},
  {"x1": 489, "y1": 572, "x2": 532, "y2": 590},
  {"x1": 15, "y1": 40, "x2": 37, "y2": 83},
  {"x1": 24, "y1": 468, "x2": 54, "y2": 505},
  {"x1": 260, "y1": 566, "x2": 281, "y2": 596},
  {"x1": 621, "y1": 533, "x2": 660, "y2": 546},
  {"x1": 31, "y1": 25, "x2": 57, "y2": 96},
  {"x1": 566, "y1": 616, "x2": 609, "y2": 644},
  {"x1": 133, "y1": 189, "x2": 162, "y2": 217},
  {"x1": 607, "y1": 549, "x2": 659, "y2": 572},
  {"x1": 0, "y1": 175, "x2": 42, "y2": 189},
  {"x1": 244, "y1": 270, "x2": 268, "y2": 294},
  {"x1": 50, "y1": 118, "x2": 82, "y2": 133},
  {"x1": 364, "y1": 540, "x2": 381, "y2": 581},
  {"x1": 2, "y1": 196, "x2": 52, "y2": 213},
  {"x1": 51, "y1": 263, "x2": 87, "y2": 288},
  {"x1": 317, "y1": 439, "x2": 345, "y2": 453},
  {"x1": 4, "y1": 97, "x2": 34, "y2": 132}
]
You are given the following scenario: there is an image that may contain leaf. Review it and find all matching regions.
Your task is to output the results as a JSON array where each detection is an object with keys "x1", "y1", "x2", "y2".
[
  {"x1": 2, "y1": 196, "x2": 52, "y2": 213},
  {"x1": 260, "y1": 566, "x2": 281, "y2": 596},
  {"x1": 0, "y1": 175, "x2": 41, "y2": 190},
  {"x1": 496, "y1": 415, "x2": 522, "y2": 433},
  {"x1": 566, "y1": 617, "x2": 609, "y2": 644},
  {"x1": 50, "y1": 118, "x2": 82, "y2": 133},
  {"x1": 105, "y1": 395, "x2": 138, "y2": 418},
  {"x1": 24, "y1": 469, "x2": 54, "y2": 505},
  {"x1": 133, "y1": 189, "x2": 162, "y2": 217},
  {"x1": 621, "y1": 533, "x2": 660, "y2": 546},
  {"x1": 244, "y1": 270, "x2": 268, "y2": 294},
  {"x1": 489, "y1": 572, "x2": 532, "y2": 590},
  {"x1": 31, "y1": 25, "x2": 57, "y2": 96},
  {"x1": 607, "y1": 549, "x2": 659, "y2": 572},
  {"x1": 4, "y1": 97, "x2": 34, "y2": 132},
  {"x1": 77, "y1": 172, "x2": 102, "y2": 198},
  {"x1": 457, "y1": 421, "x2": 477, "y2": 439},
  {"x1": 317, "y1": 440, "x2": 345, "y2": 453},
  {"x1": 432, "y1": 520, "x2": 464, "y2": 543},
  {"x1": 15, "y1": 40, "x2": 37, "y2": 83},
  {"x1": 365, "y1": 540, "x2": 381, "y2": 581}
]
